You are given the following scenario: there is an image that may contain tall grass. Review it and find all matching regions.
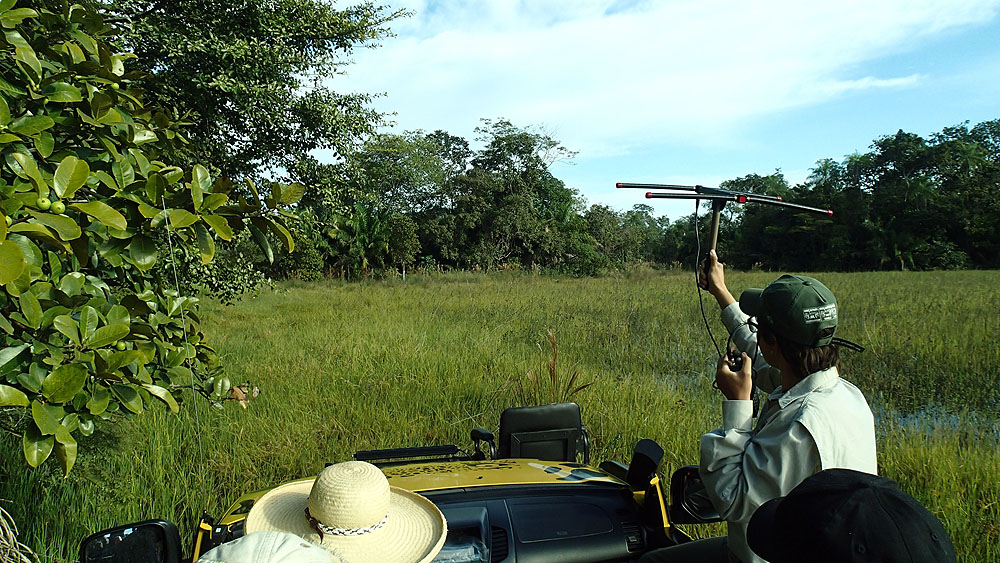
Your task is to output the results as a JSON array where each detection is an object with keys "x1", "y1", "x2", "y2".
[{"x1": 1, "y1": 270, "x2": 997, "y2": 561}]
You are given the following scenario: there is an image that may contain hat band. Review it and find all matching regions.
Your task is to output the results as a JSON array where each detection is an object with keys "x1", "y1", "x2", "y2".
[{"x1": 305, "y1": 508, "x2": 388, "y2": 537}]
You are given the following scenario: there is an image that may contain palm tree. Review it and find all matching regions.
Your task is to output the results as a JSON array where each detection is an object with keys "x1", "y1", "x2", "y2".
[{"x1": 327, "y1": 201, "x2": 390, "y2": 279}]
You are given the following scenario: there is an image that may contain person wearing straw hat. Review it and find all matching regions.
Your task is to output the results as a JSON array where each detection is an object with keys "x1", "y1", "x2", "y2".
[
  {"x1": 234, "y1": 460, "x2": 447, "y2": 563},
  {"x1": 640, "y1": 251, "x2": 876, "y2": 563}
]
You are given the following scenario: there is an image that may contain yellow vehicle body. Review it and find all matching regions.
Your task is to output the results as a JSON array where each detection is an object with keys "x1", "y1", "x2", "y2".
[{"x1": 195, "y1": 458, "x2": 677, "y2": 561}]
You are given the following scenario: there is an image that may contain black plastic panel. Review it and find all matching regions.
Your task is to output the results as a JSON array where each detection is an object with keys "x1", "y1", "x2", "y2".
[{"x1": 426, "y1": 483, "x2": 643, "y2": 563}]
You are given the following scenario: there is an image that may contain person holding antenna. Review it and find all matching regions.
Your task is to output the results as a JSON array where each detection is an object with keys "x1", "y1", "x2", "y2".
[{"x1": 640, "y1": 250, "x2": 877, "y2": 563}]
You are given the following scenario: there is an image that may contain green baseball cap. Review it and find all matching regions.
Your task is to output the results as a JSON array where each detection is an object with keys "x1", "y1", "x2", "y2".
[{"x1": 739, "y1": 275, "x2": 838, "y2": 347}]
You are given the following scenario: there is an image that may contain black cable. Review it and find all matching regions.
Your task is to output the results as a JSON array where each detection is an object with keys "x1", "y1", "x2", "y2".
[{"x1": 694, "y1": 200, "x2": 723, "y2": 358}]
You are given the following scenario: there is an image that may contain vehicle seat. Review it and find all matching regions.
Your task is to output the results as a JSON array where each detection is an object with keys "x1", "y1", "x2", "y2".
[{"x1": 498, "y1": 402, "x2": 589, "y2": 463}]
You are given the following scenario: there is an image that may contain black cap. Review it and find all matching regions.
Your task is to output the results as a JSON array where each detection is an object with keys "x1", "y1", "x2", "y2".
[{"x1": 747, "y1": 469, "x2": 956, "y2": 563}]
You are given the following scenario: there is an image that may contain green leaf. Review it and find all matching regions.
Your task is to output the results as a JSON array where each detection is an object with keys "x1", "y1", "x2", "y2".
[
  {"x1": 128, "y1": 148, "x2": 151, "y2": 178},
  {"x1": 78, "y1": 417, "x2": 94, "y2": 437},
  {"x1": 0, "y1": 239, "x2": 26, "y2": 284},
  {"x1": 0, "y1": 384, "x2": 28, "y2": 406},
  {"x1": 137, "y1": 202, "x2": 160, "y2": 219},
  {"x1": 194, "y1": 222, "x2": 214, "y2": 264},
  {"x1": 9, "y1": 222, "x2": 68, "y2": 250},
  {"x1": 143, "y1": 384, "x2": 179, "y2": 413},
  {"x1": 11, "y1": 152, "x2": 45, "y2": 189},
  {"x1": 244, "y1": 178, "x2": 262, "y2": 211},
  {"x1": 91, "y1": 91, "x2": 112, "y2": 119},
  {"x1": 34, "y1": 130, "x2": 53, "y2": 157},
  {"x1": 53, "y1": 156, "x2": 90, "y2": 199},
  {"x1": 79, "y1": 305, "x2": 98, "y2": 341},
  {"x1": 14, "y1": 47, "x2": 41, "y2": 80},
  {"x1": 202, "y1": 214, "x2": 233, "y2": 241},
  {"x1": 105, "y1": 350, "x2": 142, "y2": 373},
  {"x1": 111, "y1": 159, "x2": 134, "y2": 190},
  {"x1": 266, "y1": 217, "x2": 294, "y2": 253},
  {"x1": 58, "y1": 272, "x2": 85, "y2": 296},
  {"x1": 128, "y1": 235, "x2": 156, "y2": 271},
  {"x1": 161, "y1": 166, "x2": 184, "y2": 185},
  {"x1": 94, "y1": 170, "x2": 116, "y2": 191},
  {"x1": 16, "y1": 369, "x2": 42, "y2": 393},
  {"x1": 133, "y1": 128, "x2": 157, "y2": 145},
  {"x1": 3, "y1": 28, "x2": 28, "y2": 49},
  {"x1": 65, "y1": 41, "x2": 84, "y2": 64},
  {"x1": 0, "y1": 95, "x2": 8, "y2": 126},
  {"x1": 19, "y1": 290, "x2": 41, "y2": 328},
  {"x1": 107, "y1": 304, "x2": 130, "y2": 326},
  {"x1": 26, "y1": 210, "x2": 81, "y2": 240},
  {"x1": 0, "y1": 1, "x2": 18, "y2": 14},
  {"x1": 111, "y1": 383, "x2": 143, "y2": 414},
  {"x1": 86, "y1": 323, "x2": 129, "y2": 349},
  {"x1": 31, "y1": 399, "x2": 60, "y2": 435},
  {"x1": 69, "y1": 201, "x2": 127, "y2": 230},
  {"x1": 23, "y1": 424, "x2": 54, "y2": 468},
  {"x1": 42, "y1": 363, "x2": 88, "y2": 403},
  {"x1": 47, "y1": 250, "x2": 62, "y2": 279},
  {"x1": 0, "y1": 343, "x2": 28, "y2": 370},
  {"x1": 71, "y1": 30, "x2": 97, "y2": 55},
  {"x1": 8, "y1": 114, "x2": 53, "y2": 136},
  {"x1": 0, "y1": 74, "x2": 24, "y2": 96},
  {"x1": 1, "y1": 8, "x2": 38, "y2": 28},
  {"x1": 278, "y1": 182, "x2": 306, "y2": 205},
  {"x1": 53, "y1": 314, "x2": 80, "y2": 345},
  {"x1": 86, "y1": 387, "x2": 110, "y2": 415},
  {"x1": 168, "y1": 208, "x2": 199, "y2": 229},
  {"x1": 201, "y1": 192, "x2": 228, "y2": 212},
  {"x1": 43, "y1": 82, "x2": 82, "y2": 103},
  {"x1": 249, "y1": 221, "x2": 273, "y2": 264},
  {"x1": 145, "y1": 173, "x2": 166, "y2": 203},
  {"x1": 191, "y1": 164, "x2": 210, "y2": 210},
  {"x1": 54, "y1": 428, "x2": 77, "y2": 475}
]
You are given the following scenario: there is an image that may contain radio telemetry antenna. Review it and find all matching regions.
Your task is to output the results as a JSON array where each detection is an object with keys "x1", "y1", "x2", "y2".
[{"x1": 616, "y1": 182, "x2": 833, "y2": 252}]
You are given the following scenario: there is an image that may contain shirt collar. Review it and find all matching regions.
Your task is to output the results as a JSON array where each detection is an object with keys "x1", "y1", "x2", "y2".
[{"x1": 776, "y1": 366, "x2": 840, "y2": 408}]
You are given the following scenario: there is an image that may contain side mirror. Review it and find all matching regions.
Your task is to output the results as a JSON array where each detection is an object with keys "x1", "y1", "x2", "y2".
[
  {"x1": 79, "y1": 520, "x2": 182, "y2": 563},
  {"x1": 668, "y1": 466, "x2": 723, "y2": 524}
]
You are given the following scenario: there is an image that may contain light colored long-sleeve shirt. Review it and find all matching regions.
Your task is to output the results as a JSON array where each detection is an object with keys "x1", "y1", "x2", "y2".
[{"x1": 700, "y1": 303, "x2": 877, "y2": 563}]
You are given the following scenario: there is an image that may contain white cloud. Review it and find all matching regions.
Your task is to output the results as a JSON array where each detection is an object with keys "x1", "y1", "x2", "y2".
[{"x1": 337, "y1": 0, "x2": 1000, "y2": 162}]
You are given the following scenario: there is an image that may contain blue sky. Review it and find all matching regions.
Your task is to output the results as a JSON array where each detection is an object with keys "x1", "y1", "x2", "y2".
[{"x1": 333, "y1": 0, "x2": 1000, "y2": 219}]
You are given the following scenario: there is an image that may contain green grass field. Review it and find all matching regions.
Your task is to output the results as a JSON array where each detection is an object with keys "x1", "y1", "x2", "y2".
[{"x1": 2, "y1": 270, "x2": 998, "y2": 561}]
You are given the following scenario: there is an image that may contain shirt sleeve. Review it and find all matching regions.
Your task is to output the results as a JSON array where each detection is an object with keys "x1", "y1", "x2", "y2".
[
  {"x1": 699, "y1": 416, "x2": 821, "y2": 524},
  {"x1": 720, "y1": 302, "x2": 781, "y2": 393}
]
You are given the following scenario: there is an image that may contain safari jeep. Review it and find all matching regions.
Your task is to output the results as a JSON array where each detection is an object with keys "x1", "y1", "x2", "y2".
[{"x1": 79, "y1": 402, "x2": 721, "y2": 562}]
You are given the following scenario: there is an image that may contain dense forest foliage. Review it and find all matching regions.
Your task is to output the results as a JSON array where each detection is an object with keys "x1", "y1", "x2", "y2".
[{"x1": 279, "y1": 118, "x2": 1000, "y2": 279}]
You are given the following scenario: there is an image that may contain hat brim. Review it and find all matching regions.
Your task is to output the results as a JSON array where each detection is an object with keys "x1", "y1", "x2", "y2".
[
  {"x1": 747, "y1": 496, "x2": 782, "y2": 562},
  {"x1": 245, "y1": 479, "x2": 447, "y2": 563},
  {"x1": 739, "y1": 288, "x2": 765, "y2": 318}
]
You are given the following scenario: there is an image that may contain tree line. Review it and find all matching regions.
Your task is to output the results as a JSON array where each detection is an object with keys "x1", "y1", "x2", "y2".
[{"x1": 277, "y1": 118, "x2": 1000, "y2": 279}]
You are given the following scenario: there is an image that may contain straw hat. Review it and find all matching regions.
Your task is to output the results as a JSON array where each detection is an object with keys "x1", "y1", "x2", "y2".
[{"x1": 245, "y1": 461, "x2": 447, "y2": 563}]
